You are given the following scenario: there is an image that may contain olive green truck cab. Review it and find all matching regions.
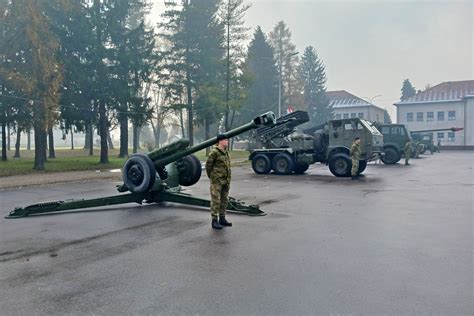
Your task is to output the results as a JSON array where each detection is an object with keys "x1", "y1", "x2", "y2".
[
  {"x1": 248, "y1": 111, "x2": 383, "y2": 177},
  {"x1": 373, "y1": 123, "x2": 463, "y2": 164}
]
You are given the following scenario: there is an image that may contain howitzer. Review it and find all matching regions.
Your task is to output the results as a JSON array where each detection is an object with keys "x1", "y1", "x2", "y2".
[{"x1": 6, "y1": 112, "x2": 277, "y2": 219}]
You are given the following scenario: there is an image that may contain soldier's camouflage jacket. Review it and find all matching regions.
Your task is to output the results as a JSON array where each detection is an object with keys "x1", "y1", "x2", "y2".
[
  {"x1": 206, "y1": 146, "x2": 231, "y2": 184},
  {"x1": 350, "y1": 142, "x2": 361, "y2": 160}
]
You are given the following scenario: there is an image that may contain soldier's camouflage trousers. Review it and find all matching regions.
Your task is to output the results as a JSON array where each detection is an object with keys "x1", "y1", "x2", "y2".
[
  {"x1": 351, "y1": 158, "x2": 359, "y2": 177},
  {"x1": 210, "y1": 182, "x2": 230, "y2": 219}
]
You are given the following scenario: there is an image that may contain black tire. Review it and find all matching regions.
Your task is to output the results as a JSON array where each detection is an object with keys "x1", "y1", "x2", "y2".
[
  {"x1": 178, "y1": 154, "x2": 202, "y2": 186},
  {"x1": 251, "y1": 154, "x2": 271, "y2": 174},
  {"x1": 122, "y1": 153, "x2": 156, "y2": 193},
  {"x1": 328, "y1": 153, "x2": 351, "y2": 177},
  {"x1": 358, "y1": 160, "x2": 367, "y2": 174},
  {"x1": 293, "y1": 163, "x2": 309, "y2": 174},
  {"x1": 272, "y1": 153, "x2": 294, "y2": 175},
  {"x1": 381, "y1": 147, "x2": 401, "y2": 164}
]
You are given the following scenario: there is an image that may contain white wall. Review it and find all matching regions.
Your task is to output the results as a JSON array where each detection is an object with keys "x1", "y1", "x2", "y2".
[
  {"x1": 464, "y1": 97, "x2": 474, "y2": 146},
  {"x1": 396, "y1": 100, "x2": 469, "y2": 146},
  {"x1": 333, "y1": 105, "x2": 385, "y2": 123}
]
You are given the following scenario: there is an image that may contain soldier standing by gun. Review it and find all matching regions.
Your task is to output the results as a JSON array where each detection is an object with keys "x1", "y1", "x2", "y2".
[
  {"x1": 206, "y1": 134, "x2": 233, "y2": 230},
  {"x1": 404, "y1": 140, "x2": 412, "y2": 165},
  {"x1": 350, "y1": 137, "x2": 361, "y2": 180}
]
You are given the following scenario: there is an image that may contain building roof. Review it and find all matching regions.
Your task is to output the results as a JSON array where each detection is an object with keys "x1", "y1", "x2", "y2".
[
  {"x1": 326, "y1": 90, "x2": 383, "y2": 110},
  {"x1": 395, "y1": 80, "x2": 474, "y2": 105}
]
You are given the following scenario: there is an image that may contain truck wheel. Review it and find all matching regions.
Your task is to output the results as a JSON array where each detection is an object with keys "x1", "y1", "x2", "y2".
[
  {"x1": 251, "y1": 154, "x2": 271, "y2": 174},
  {"x1": 328, "y1": 153, "x2": 351, "y2": 177},
  {"x1": 272, "y1": 153, "x2": 294, "y2": 175},
  {"x1": 123, "y1": 153, "x2": 156, "y2": 193},
  {"x1": 358, "y1": 160, "x2": 367, "y2": 174},
  {"x1": 178, "y1": 154, "x2": 202, "y2": 186},
  {"x1": 381, "y1": 147, "x2": 401, "y2": 164},
  {"x1": 293, "y1": 163, "x2": 309, "y2": 174}
]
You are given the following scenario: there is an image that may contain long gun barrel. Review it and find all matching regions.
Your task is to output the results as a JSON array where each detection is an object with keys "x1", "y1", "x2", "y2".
[
  {"x1": 411, "y1": 127, "x2": 463, "y2": 134},
  {"x1": 148, "y1": 112, "x2": 276, "y2": 168}
]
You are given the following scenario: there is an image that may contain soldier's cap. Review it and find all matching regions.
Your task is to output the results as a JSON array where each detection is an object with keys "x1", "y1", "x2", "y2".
[{"x1": 354, "y1": 136, "x2": 360, "y2": 140}]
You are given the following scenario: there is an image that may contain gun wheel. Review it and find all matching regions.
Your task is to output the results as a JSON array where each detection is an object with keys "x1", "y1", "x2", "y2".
[{"x1": 122, "y1": 154, "x2": 156, "y2": 193}]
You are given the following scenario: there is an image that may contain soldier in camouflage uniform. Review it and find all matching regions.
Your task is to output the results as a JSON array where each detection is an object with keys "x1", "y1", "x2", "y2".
[
  {"x1": 404, "y1": 140, "x2": 412, "y2": 165},
  {"x1": 205, "y1": 135, "x2": 232, "y2": 230},
  {"x1": 415, "y1": 142, "x2": 421, "y2": 158},
  {"x1": 350, "y1": 137, "x2": 361, "y2": 180}
]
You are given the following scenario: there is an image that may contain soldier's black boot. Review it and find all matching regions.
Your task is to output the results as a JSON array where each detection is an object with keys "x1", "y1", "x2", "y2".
[
  {"x1": 212, "y1": 218, "x2": 223, "y2": 230},
  {"x1": 219, "y1": 216, "x2": 232, "y2": 227},
  {"x1": 351, "y1": 176, "x2": 359, "y2": 180}
]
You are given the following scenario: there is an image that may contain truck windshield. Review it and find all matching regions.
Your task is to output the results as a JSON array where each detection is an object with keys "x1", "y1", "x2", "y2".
[{"x1": 361, "y1": 119, "x2": 382, "y2": 136}]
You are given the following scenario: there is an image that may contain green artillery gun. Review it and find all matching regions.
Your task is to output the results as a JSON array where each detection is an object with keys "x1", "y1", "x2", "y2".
[
  {"x1": 5, "y1": 112, "x2": 276, "y2": 219},
  {"x1": 410, "y1": 127, "x2": 463, "y2": 154}
]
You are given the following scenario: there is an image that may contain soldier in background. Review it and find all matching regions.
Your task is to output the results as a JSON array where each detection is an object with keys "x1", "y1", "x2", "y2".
[
  {"x1": 205, "y1": 134, "x2": 232, "y2": 230},
  {"x1": 415, "y1": 142, "x2": 421, "y2": 158},
  {"x1": 350, "y1": 137, "x2": 361, "y2": 180},
  {"x1": 404, "y1": 140, "x2": 412, "y2": 165},
  {"x1": 437, "y1": 139, "x2": 441, "y2": 153}
]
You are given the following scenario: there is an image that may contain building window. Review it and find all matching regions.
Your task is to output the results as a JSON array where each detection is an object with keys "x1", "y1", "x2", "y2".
[
  {"x1": 350, "y1": 113, "x2": 356, "y2": 118},
  {"x1": 437, "y1": 111, "x2": 444, "y2": 121},
  {"x1": 407, "y1": 113, "x2": 413, "y2": 122},
  {"x1": 447, "y1": 132, "x2": 455, "y2": 142},
  {"x1": 343, "y1": 113, "x2": 349, "y2": 119},
  {"x1": 335, "y1": 113, "x2": 341, "y2": 119},
  {"x1": 427, "y1": 112, "x2": 434, "y2": 121},
  {"x1": 437, "y1": 132, "x2": 444, "y2": 140},
  {"x1": 448, "y1": 111, "x2": 456, "y2": 121},
  {"x1": 358, "y1": 112, "x2": 364, "y2": 118},
  {"x1": 416, "y1": 112, "x2": 424, "y2": 122}
]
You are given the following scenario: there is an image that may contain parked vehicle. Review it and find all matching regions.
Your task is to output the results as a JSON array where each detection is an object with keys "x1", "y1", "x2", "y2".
[{"x1": 249, "y1": 111, "x2": 383, "y2": 177}]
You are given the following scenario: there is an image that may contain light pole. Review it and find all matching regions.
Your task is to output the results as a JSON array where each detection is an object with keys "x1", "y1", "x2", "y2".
[{"x1": 278, "y1": 51, "x2": 299, "y2": 117}]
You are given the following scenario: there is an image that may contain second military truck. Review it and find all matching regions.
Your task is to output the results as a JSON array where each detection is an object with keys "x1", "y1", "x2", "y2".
[{"x1": 248, "y1": 111, "x2": 383, "y2": 177}]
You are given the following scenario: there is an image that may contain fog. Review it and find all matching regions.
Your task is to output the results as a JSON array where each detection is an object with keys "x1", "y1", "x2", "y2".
[{"x1": 150, "y1": 0, "x2": 473, "y2": 121}]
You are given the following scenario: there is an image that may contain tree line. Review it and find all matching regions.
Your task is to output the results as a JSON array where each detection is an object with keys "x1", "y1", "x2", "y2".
[{"x1": 0, "y1": 0, "x2": 331, "y2": 170}]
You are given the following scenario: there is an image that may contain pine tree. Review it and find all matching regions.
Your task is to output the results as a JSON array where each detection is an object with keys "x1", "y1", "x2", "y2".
[
  {"x1": 297, "y1": 46, "x2": 331, "y2": 125},
  {"x1": 218, "y1": 0, "x2": 251, "y2": 130},
  {"x1": 240, "y1": 26, "x2": 278, "y2": 125},
  {"x1": 269, "y1": 21, "x2": 299, "y2": 116},
  {"x1": 401, "y1": 79, "x2": 416, "y2": 101},
  {"x1": 159, "y1": 0, "x2": 225, "y2": 145}
]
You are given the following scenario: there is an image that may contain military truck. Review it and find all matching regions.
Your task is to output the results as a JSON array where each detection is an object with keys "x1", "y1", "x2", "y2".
[
  {"x1": 248, "y1": 111, "x2": 383, "y2": 177},
  {"x1": 373, "y1": 123, "x2": 463, "y2": 164}
]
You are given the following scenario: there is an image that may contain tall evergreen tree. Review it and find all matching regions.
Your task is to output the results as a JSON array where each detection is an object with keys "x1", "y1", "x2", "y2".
[
  {"x1": 401, "y1": 79, "x2": 416, "y2": 101},
  {"x1": 106, "y1": 0, "x2": 156, "y2": 155},
  {"x1": 297, "y1": 46, "x2": 331, "y2": 125},
  {"x1": 47, "y1": 0, "x2": 97, "y2": 154},
  {"x1": 218, "y1": 0, "x2": 251, "y2": 130},
  {"x1": 159, "y1": 0, "x2": 225, "y2": 145},
  {"x1": 269, "y1": 21, "x2": 298, "y2": 116},
  {"x1": 240, "y1": 26, "x2": 278, "y2": 125}
]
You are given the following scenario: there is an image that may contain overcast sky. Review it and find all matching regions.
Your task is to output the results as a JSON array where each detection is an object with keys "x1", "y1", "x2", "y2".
[{"x1": 150, "y1": 0, "x2": 473, "y2": 121}]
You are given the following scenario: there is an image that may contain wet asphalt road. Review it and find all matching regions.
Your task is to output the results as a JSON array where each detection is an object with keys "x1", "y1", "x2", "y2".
[{"x1": 0, "y1": 151, "x2": 472, "y2": 315}]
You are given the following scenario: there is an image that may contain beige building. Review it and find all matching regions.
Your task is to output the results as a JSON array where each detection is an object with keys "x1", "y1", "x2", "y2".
[
  {"x1": 394, "y1": 80, "x2": 474, "y2": 148},
  {"x1": 327, "y1": 90, "x2": 387, "y2": 123}
]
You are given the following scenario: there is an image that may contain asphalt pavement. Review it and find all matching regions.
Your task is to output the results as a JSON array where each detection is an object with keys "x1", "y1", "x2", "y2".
[{"x1": 0, "y1": 151, "x2": 472, "y2": 315}]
